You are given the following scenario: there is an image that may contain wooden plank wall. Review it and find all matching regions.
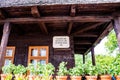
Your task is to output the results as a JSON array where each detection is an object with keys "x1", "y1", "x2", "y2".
[{"x1": 8, "y1": 30, "x2": 75, "y2": 68}]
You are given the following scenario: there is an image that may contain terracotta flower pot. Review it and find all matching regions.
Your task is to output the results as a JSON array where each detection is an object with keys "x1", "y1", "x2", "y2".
[
  {"x1": 56, "y1": 76, "x2": 68, "y2": 80},
  {"x1": 70, "y1": 76, "x2": 82, "y2": 80},
  {"x1": 100, "y1": 75, "x2": 112, "y2": 80},
  {"x1": 86, "y1": 76, "x2": 97, "y2": 80},
  {"x1": 116, "y1": 75, "x2": 120, "y2": 80},
  {"x1": 1, "y1": 74, "x2": 7, "y2": 80},
  {"x1": 28, "y1": 75, "x2": 41, "y2": 80},
  {"x1": 41, "y1": 76, "x2": 53, "y2": 80},
  {"x1": 49, "y1": 76, "x2": 53, "y2": 80}
]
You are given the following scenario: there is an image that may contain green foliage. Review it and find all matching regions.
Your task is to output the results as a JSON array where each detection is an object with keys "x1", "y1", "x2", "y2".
[
  {"x1": 83, "y1": 63, "x2": 99, "y2": 76},
  {"x1": 42, "y1": 63, "x2": 55, "y2": 80},
  {"x1": 74, "y1": 54, "x2": 83, "y2": 66},
  {"x1": 96, "y1": 55, "x2": 115, "y2": 66},
  {"x1": 57, "y1": 62, "x2": 68, "y2": 76},
  {"x1": 13, "y1": 64, "x2": 27, "y2": 75},
  {"x1": 105, "y1": 30, "x2": 118, "y2": 53},
  {"x1": 69, "y1": 64, "x2": 83, "y2": 76},
  {"x1": 42, "y1": 63, "x2": 55, "y2": 75},
  {"x1": 110, "y1": 54, "x2": 120, "y2": 75},
  {"x1": 27, "y1": 63, "x2": 43, "y2": 75},
  {"x1": 2, "y1": 63, "x2": 15, "y2": 74}
]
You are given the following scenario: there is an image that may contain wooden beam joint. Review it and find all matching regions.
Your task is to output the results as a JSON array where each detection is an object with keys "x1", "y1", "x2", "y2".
[
  {"x1": 31, "y1": 6, "x2": 40, "y2": 18},
  {"x1": 70, "y1": 5, "x2": 76, "y2": 17}
]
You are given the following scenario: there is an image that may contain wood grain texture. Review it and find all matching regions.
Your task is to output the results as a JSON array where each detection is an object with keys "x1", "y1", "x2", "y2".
[{"x1": 0, "y1": 22, "x2": 11, "y2": 70}]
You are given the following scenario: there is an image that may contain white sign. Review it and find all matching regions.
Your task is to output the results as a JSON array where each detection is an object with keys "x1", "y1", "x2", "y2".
[{"x1": 53, "y1": 36, "x2": 70, "y2": 48}]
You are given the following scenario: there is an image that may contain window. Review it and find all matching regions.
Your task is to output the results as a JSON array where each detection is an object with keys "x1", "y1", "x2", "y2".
[
  {"x1": 4, "y1": 46, "x2": 15, "y2": 66},
  {"x1": 28, "y1": 46, "x2": 49, "y2": 65}
]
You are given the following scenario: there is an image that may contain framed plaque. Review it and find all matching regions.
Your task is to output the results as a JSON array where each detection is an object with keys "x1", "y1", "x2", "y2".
[{"x1": 53, "y1": 36, "x2": 70, "y2": 48}]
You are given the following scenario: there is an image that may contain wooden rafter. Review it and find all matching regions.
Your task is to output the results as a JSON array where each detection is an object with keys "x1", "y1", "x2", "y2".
[
  {"x1": 73, "y1": 22, "x2": 103, "y2": 35},
  {"x1": 38, "y1": 22, "x2": 48, "y2": 34},
  {"x1": 75, "y1": 47, "x2": 87, "y2": 49},
  {"x1": 74, "y1": 41, "x2": 92, "y2": 45},
  {"x1": 74, "y1": 33, "x2": 98, "y2": 37},
  {"x1": 84, "y1": 22, "x2": 112, "y2": 55},
  {"x1": 0, "y1": 16, "x2": 113, "y2": 23},
  {"x1": 31, "y1": 6, "x2": 48, "y2": 34},
  {"x1": 67, "y1": 22, "x2": 73, "y2": 34}
]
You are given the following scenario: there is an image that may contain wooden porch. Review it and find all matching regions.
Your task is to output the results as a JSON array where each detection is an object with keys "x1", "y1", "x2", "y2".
[{"x1": 0, "y1": 2, "x2": 120, "y2": 70}]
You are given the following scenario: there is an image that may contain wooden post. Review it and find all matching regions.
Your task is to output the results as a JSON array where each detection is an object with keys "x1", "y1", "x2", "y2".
[
  {"x1": 91, "y1": 47, "x2": 96, "y2": 66},
  {"x1": 83, "y1": 54, "x2": 85, "y2": 64},
  {"x1": 113, "y1": 17, "x2": 120, "y2": 50},
  {"x1": 0, "y1": 22, "x2": 11, "y2": 70}
]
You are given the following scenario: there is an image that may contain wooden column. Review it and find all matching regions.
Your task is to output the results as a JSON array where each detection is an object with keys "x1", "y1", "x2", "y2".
[
  {"x1": 91, "y1": 47, "x2": 96, "y2": 66},
  {"x1": 113, "y1": 17, "x2": 120, "y2": 50},
  {"x1": 83, "y1": 54, "x2": 85, "y2": 64},
  {"x1": 0, "y1": 22, "x2": 11, "y2": 70}
]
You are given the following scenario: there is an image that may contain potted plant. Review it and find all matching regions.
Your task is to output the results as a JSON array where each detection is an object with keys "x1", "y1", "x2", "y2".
[
  {"x1": 84, "y1": 63, "x2": 98, "y2": 80},
  {"x1": 69, "y1": 65, "x2": 83, "y2": 80},
  {"x1": 56, "y1": 62, "x2": 68, "y2": 80},
  {"x1": 1, "y1": 63, "x2": 15, "y2": 80},
  {"x1": 42, "y1": 63, "x2": 55, "y2": 80},
  {"x1": 111, "y1": 56, "x2": 120, "y2": 80},
  {"x1": 99, "y1": 64, "x2": 112, "y2": 80},
  {"x1": 115, "y1": 65, "x2": 120, "y2": 80},
  {"x1": 13, "y1": 64, "x2": 27, "y2": 80},
  {"x1": 27, "y1": 63, "x2": 43, "y2": 80}
]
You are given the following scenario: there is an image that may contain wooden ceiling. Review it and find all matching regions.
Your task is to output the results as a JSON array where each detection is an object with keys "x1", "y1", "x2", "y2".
[{"x1": 0, "y1": 3, "x2": 120, "y2": 54}]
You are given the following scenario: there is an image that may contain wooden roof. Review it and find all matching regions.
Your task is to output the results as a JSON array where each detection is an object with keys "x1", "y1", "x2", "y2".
[
  {"x1": 0, "y1": 0, "x2": 120, "y2": 7},
  {"x1": 0, "y1": 3, "x2": 120, "y2": 54}
]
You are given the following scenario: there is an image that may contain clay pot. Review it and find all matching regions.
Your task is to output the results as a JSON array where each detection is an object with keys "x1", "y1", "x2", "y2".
[
  {"x1": 28, "y1": 75, "x2": 41, "y2": 80},
  {"x1": 116, "y1": 75, "x2": 120, "y2": 80},
  {"x1": 86, "y1": 76, "x2": 97, "y2": 80},
  {"x1": 100, "y1": 75, "x2": 112, "y2": 80},
  {"x1": 56, "y1": 76, "x2": 68, "y2": 80},
  {"x1": 42, "y1": 76, "x2": 53, "y2": 80},
  {"x1": 1, "y1": 74, "x2": 7, "y2": 80},
  {"x1": 70, "y1": 76, "x2": 82, "y2": 80}
]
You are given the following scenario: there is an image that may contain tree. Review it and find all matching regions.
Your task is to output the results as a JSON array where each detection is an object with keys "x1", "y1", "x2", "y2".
[{"x1": 105, "y1": 30, "x2": 118, "y2": 53}]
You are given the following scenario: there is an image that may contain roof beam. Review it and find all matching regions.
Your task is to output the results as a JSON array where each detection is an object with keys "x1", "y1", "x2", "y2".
[
  {"x1": 74, "y1": 41, "x2": 92, "y2": 45},
  {"x1": 74, "y1": 33, "x2": 98, "y2": 37},
  {"x1": 84, "y1": 22, "x2": 113, "y2": 55},
  {"x1": 67, "y1": 22, "x2": 73, "y2": 34},
  {"x1": 31, "y1": 6, "x2": 48, "y2": 34},
  {"x1": 38, "y1": 22, "x2": 48, "y2": 34},
  {"x1": 0, "y1": 16, "x2": 113, "y2": 23},
  {"x1": 73, "y1": 22, "x2": 103, "y2": 35},
  {"x1": 75, "y1": 48, "x2": 87, "y2": 50}
]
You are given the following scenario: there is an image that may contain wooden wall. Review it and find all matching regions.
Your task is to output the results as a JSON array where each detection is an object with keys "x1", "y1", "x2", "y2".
[{"x1": 8, "y1": 30, "x2": 75, "y2": 68}]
